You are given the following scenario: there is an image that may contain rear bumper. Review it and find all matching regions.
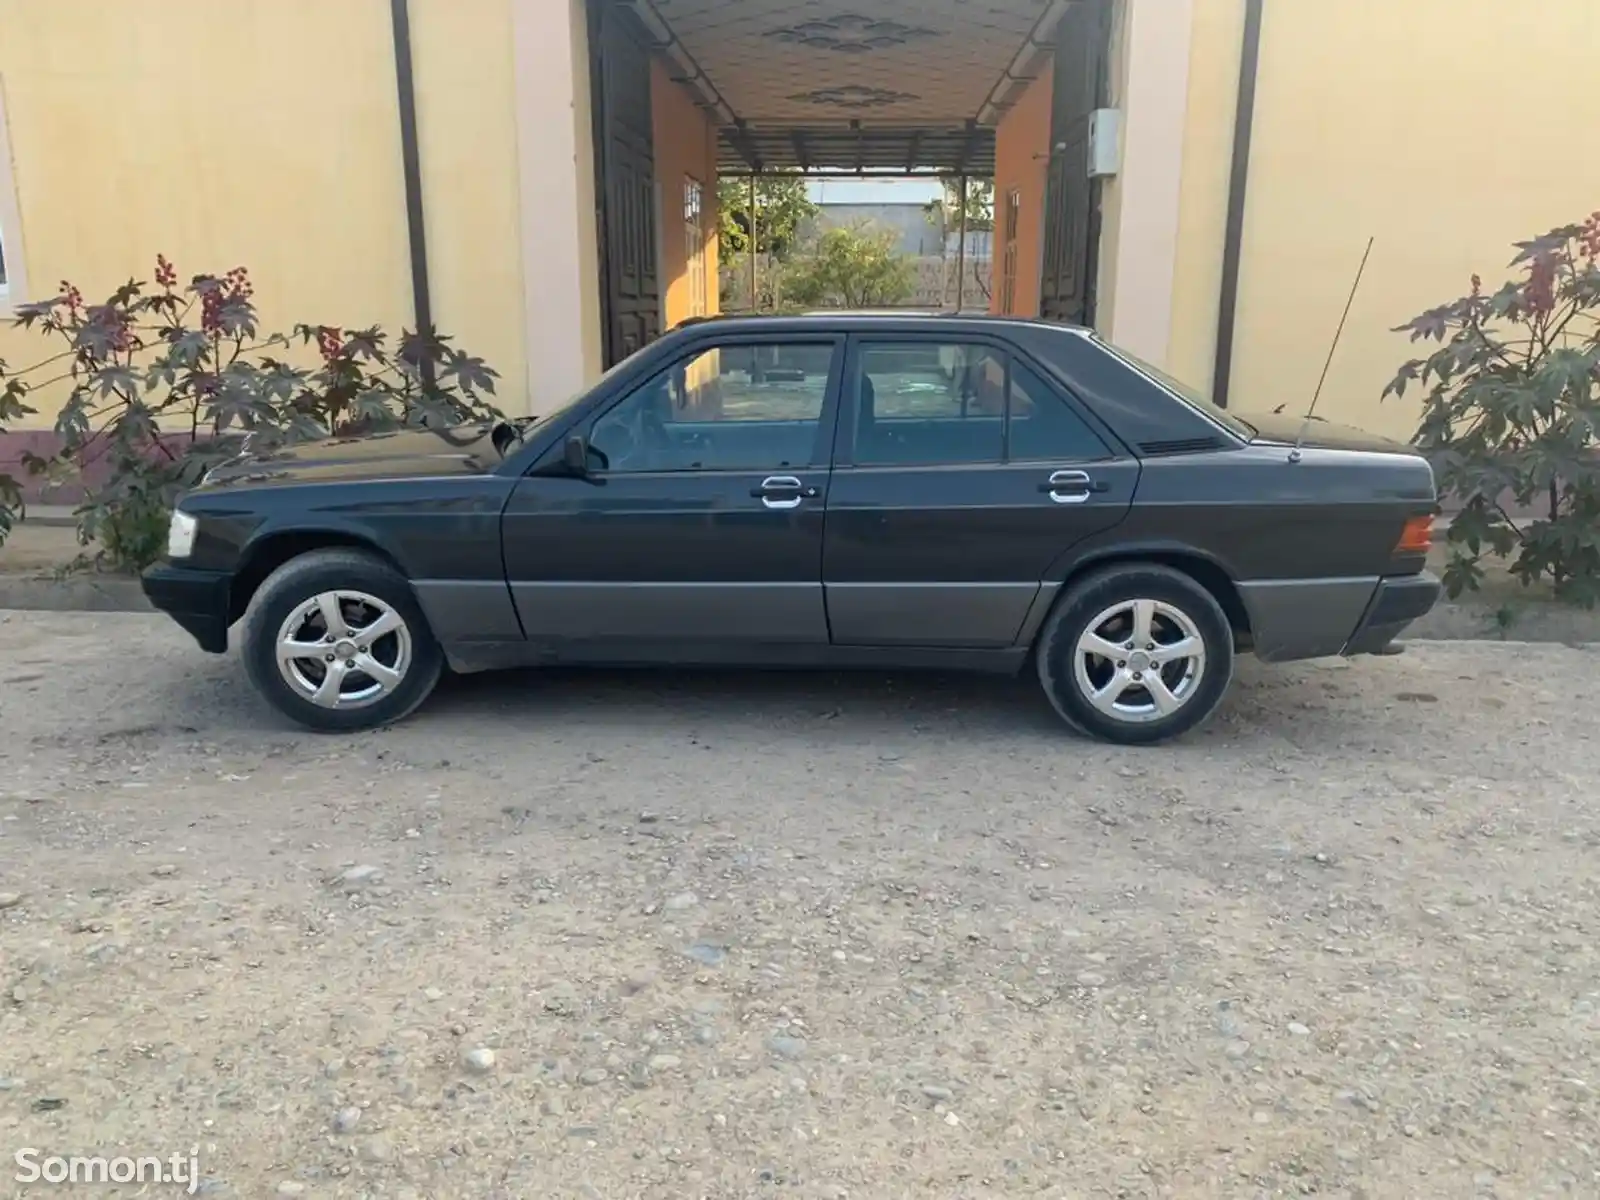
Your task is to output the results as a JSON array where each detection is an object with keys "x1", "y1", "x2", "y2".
[
  {"x1": 1343, "y1": 571, "x2": 1441, "y2": 655},
  {"x1": 141, "y1": 563, "x2": 232, "y2": 654},
  {"x1": 1240, "y1": 571, "x2": 1440, "y2": 663}
]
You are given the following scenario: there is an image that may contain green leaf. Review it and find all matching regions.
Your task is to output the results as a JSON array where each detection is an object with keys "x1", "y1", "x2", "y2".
[
  {"x1": 344, "y1": 328, "x2": 386, "y2": 360},
  {"x1": 167, "y1": 329, "x2": 210, "y2": 366},
  {"x1": 1382, "y1": 359, "x2": 1421, "y2": 401},
  {"x1": 0, "y1": 378, "x2": 35, "y2": 423},
  {"x1": 1508, "y1": 224, "x2": 1581, "y2": 267},
  {"x1": 1440, "y1": 551, "x2": 1485, "y2": 598},
  {"x1": 92, "y1": 365, "x2": 141, "y2": 399},
  {"x1": 440, "y1": 349, "x2": 499, "y2": 395},
  {"x1": 351, "y1": 389, "x2": 396, "y2": 423}
]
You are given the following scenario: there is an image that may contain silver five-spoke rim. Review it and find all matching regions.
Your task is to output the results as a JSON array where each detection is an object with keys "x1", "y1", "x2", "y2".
[
  {"x1": 274, "y1": 590, "x2": 412, "y2": 710},
  {"x1": 1073, "y1": 598, "x2": 1206, "y2": 724}
]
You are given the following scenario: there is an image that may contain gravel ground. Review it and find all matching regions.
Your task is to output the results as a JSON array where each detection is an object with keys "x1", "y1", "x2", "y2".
[{"x1": 0, "y1": 611, "x2": 1597, "y2": 1199}]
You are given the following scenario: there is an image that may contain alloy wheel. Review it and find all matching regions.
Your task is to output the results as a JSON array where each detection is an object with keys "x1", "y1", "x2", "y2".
[
  {"x1": 273, "y1": 590, "x2": 413, "y2": 710},
  {"x1": 1072, "y1": 598, "x2": 1207, "y2": 724}
]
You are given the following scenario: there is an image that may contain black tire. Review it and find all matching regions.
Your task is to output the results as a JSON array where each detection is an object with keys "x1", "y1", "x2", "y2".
[
  {"x1": 1035, "y1": 563, "x2": 1234, "y2": 745},
  {"x1": 240, "y1": 548, "x2": 443, "y2": 733}
]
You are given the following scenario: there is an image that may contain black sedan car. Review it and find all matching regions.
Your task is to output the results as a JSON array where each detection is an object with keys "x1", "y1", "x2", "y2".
[{"x1": 143, "y1": 313, "x2": 1440, "y2": 744}]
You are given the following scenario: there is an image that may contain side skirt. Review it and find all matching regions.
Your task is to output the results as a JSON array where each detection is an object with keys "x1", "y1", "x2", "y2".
[{"x1": 442, "y1": 639, "x2": 1030, "y2": 677}]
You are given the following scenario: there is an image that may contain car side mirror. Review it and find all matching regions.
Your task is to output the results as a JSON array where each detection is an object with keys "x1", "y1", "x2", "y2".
[{"x1": 563, "y1": 432, "x2": 590, "y2": 475}]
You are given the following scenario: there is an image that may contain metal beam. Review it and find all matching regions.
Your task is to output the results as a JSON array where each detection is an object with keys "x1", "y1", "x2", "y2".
[
  {"x1": 954, "y1": 119, "x2": 979, "y2": 176},
  {"x1": 728, "y1": 121, "x2": 764, "y2": 173},
  {"x1": 388, "y1": 0, "x2": 433, "y2": 363},
  {"x1": 975, "y1": 0, "x2": 1076, "y2": 125},
  {"x1": 955, "y1": 174, "x2": 969, "y2": 312},
  {"x1": 720, "y1": 169, "x2": 967, "y2": 180},
  {"x1": 1211, "y1": 0, "x2": 1264, "y2": 408},
  {"x1": 905, "y1": 131, "x2": 923, "y2": 173},
  {"x1": 627, "y1": 0, "x2": 738, "y2": 127}
]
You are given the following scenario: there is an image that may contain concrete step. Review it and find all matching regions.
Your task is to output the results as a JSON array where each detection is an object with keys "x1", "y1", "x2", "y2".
[{"x1": 16, "y1": 504, "x2": 77, "y2": 527}]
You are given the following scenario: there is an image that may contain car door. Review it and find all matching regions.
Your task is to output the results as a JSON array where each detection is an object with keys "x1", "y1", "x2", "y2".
[
  {"x1": 501, "y1": 335, "x2": 843, "y2": 653},
  {"x1": 822, "y1": 334, "x2": 1139, "y2": 648}
]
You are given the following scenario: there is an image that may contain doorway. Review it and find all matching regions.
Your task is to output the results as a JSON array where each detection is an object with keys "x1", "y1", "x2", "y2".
[{"x1": 587, "y1": 0, "x2": 1113, "y2": 360}]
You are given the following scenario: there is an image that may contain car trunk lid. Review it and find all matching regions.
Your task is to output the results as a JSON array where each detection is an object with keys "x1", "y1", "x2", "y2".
[{"x1": 1236, "y1": 409, "x2": 1414, "y2": 456}]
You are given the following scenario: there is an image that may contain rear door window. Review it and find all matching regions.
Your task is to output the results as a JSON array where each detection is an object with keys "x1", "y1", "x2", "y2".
[{"x1": 850, "y1": 341, "x2": 1111, "y2": 466}]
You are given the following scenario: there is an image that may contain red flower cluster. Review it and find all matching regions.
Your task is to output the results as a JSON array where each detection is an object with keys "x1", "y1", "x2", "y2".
[
  {"x1": 154, "y1": 253, "x2": 178, "y2": 289},
  {"x1": 59, "y1": 281, "x2": 84, "y2": 317},
  {"x1": 104, "y1": 308, "x2": 136, "y2": 355},
  {"x1": 316, "y1": 326, "x2": 345, "y2": 362},
  {"x1": 1581, "y1": 211, "x2": 1600, "y2": 262},
  {"x1": 1524, "y1": 254, "x2": 1558, "y2": 318},
  {"x1": 200, "y1": 266, "x2": 255, "y2": 335}
]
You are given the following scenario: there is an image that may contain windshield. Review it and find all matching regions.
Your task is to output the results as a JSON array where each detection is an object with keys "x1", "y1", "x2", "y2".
[{"x1": 1094, "y1": 338, "x2": 1257, "y2": 439}]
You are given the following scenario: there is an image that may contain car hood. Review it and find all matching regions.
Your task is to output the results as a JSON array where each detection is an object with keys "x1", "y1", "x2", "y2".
[
  {"x1": 197, "y1": 423, "x2": 511, "y2": 489},
  {"x1": 1237, "y1": 410, "x2": 1414, "y2": 455}
]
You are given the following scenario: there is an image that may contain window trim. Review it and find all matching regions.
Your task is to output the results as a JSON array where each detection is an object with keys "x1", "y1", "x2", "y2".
[
  {"x1": 579, "y1": 334, "x2": 845, "y2": 476},
  {"x1": 0, "y1": 76, "x2": 27, "y2": 314},
  {"x1": 682, "y1": 175, "x2": 708, "y2": 320},
  {"x1": 834, "y1": 333, "x2": 1128, "y2": 470}
]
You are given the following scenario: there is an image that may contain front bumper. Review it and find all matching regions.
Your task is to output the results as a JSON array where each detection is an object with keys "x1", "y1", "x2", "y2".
[
  {"x1": 1343, "y1": 570, "x2": 1441, "y2": 655},
  {"x1": 141, "y1": 563, "x2": 232, "y2": 653}
]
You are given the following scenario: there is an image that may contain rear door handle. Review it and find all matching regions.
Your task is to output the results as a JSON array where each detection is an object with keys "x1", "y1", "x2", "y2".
[
  {"x1": 752, "y1": 475, "x2": 817, "y2": 510},
  {"x1": 1039, "y1": 469, "x2": 1105, "y2": 504}
]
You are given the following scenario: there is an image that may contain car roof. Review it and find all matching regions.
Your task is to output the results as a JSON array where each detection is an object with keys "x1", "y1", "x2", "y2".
[{"x1": 670, "y1": 311, "x2": 1096, "y2": 338}]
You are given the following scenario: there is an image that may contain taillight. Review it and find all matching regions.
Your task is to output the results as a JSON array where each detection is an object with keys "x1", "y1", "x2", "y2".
[{"x1": 1395, "y1": 514, "x2": 1433, "y2": 555}]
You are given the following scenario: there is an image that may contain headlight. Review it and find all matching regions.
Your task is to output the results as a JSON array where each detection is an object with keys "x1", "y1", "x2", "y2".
[{"x1": 167, "y1": 509, "x2": 198, "y2": 560}]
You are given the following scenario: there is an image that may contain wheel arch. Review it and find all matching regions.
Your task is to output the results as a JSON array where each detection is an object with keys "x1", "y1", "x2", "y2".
[
  {"x1": 1026, "y1": 544, "x2": 1253, "y2": 655},
  {"x1": 229, "y1": 527, "x2": 410, "y2": 626}
]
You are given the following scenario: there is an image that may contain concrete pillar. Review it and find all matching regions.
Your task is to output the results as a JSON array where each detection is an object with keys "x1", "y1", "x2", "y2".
[
  {"x1": 512, "y1": 0, "x2": 603, "y2": 413},
  {"x1": 1104, "y1": 0, "x2": 1195, "y2": 366}
]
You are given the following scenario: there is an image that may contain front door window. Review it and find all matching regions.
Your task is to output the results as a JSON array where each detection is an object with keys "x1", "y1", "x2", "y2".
[{"x1": 589, "y1": 341, "x2": 835, "y2": 473}]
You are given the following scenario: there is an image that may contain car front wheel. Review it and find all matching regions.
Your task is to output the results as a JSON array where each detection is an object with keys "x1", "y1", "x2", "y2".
[
  {"x1": 241, "y1": 548, "x2": 443, "y2": 733},
  {"x1": 1035, "y1": 563, "x2": 1234, "y2": 745}
]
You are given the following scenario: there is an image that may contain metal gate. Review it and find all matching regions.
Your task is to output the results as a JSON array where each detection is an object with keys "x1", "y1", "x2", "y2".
[
  {"x1": 1039, "y1": 0, "x2": 1112, "y2": 326},
  {"x1": 589, "y1": 0, "x2": 661, "y2": 367}
]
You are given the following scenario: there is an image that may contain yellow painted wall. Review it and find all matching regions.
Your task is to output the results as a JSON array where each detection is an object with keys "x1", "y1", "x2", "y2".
[
  {"x1": 410, "y1": 0, "x2": 526, "y2": 406},
  {"x1": 650, "y1": 59, "x2": 719, "y2": 331},
  {"x1": 990, "y1": 74, "x2": 1053, "y2": 317},
  {"x1": 1173, "y1": 0, "x2": 1600, "y2": 439},
  {"x1": 0, "y1": 0, "x2": 414, "y2": 427}
]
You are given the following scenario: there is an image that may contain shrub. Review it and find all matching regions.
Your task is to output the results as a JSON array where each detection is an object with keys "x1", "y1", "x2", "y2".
[
  {"x1": 783, "y1": 224, "x2": 916, "y2": 310},
  {"x1": 0, "y1": 257, "x2": 504, "y2": 568},
  {"x1": 0, "y1": 363, "x2": 34, "y2": 546},
  {"x1": 1387, "y1": 213, "x2": 1600, "y2": 605}
]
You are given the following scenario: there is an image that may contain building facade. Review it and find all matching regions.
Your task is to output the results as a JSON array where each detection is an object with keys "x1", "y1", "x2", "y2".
[{"x1": 1, "y1": 0, "x2": 1598, "y2": 491}]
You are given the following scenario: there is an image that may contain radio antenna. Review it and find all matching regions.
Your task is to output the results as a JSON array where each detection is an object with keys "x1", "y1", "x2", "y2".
[{"x1": 1289, "y1": 235, "x2": 1375, "y2": 463}]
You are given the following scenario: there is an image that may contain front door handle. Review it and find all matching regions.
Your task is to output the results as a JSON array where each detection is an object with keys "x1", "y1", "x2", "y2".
[
  {"x1": 1039, "y1": 469, "x2": 1099, "y2": 504},
  {"x1": 752, "y1": 475, "x2": 816, "y2": 510}
]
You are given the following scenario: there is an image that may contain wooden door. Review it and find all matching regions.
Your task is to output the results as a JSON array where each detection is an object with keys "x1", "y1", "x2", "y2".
[
  {"x1": 1039, "y1": 0, "x2": 1112, "y2": 326},
  {"x1": 590, "y1": 0, "x2": 661, "y2": 366}
]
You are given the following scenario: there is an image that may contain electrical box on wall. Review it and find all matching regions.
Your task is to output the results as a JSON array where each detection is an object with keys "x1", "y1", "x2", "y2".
[{"x1": 1087, "y1": 107, "x2": 1122, "y2": 178}]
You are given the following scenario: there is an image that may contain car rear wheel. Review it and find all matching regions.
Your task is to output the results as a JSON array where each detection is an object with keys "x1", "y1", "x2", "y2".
[
  {"x1": 1035, "y1": 563, "x2": 1234, "y2": 745},
  {"x1": 241, "y1": 548, "x2": 443, "y2": 733}
]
